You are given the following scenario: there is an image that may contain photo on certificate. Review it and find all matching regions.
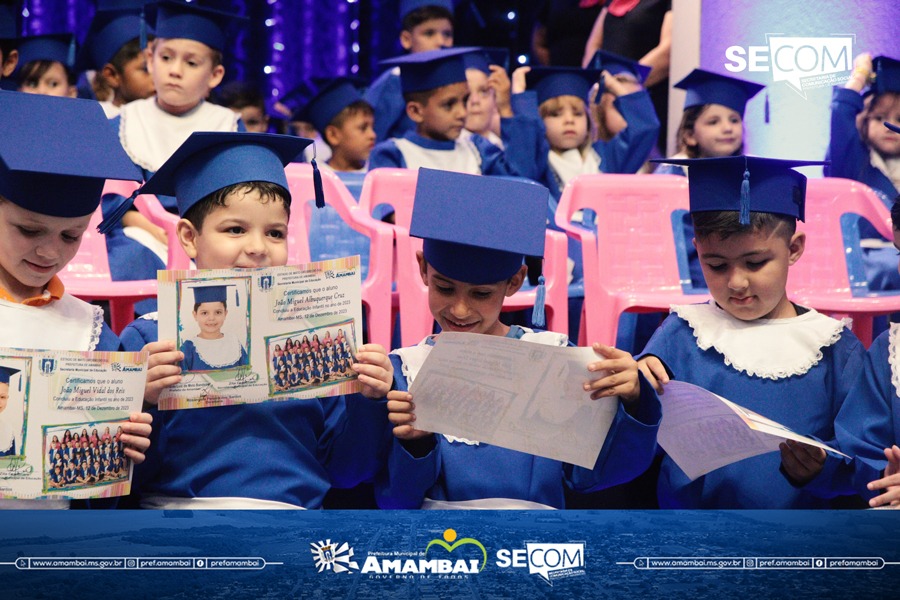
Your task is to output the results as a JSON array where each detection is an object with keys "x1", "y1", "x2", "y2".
[
  {"x1": 266, "y1": 319, "x2": 358, "y2": 397},
  {"x1": 176, "y1": 277, "x2": 252, "y2": 374},
  {"x1": 42, "y1": 419, "x2": 132, "y2": 493},
  {"x1": 0, "y1": 357, "x2": 30, "y2": 460}
]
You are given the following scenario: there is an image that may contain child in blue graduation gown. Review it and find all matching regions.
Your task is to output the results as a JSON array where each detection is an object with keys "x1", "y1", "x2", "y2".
[
  {"x1": 826, "y1": 53, "x2": 900, "y2": 291},
  {"x1": 374, "y1": 169, "x2": 661, "y2": 509},
  {"x1": 119, "y1": 131, "x2": 393, "y2": 509},
  {"x1": 0, "y1": 93, "x2": 154, "y2": 507},
  {"x1": 639, "y1": 156, "x2": 866, "y2": 509},
  {"x1": 179, "y1": 284, "x2": 248, "y2": 371}
]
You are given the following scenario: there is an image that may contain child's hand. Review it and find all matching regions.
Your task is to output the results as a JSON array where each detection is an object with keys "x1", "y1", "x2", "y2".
[
  {"x1": 636, "y1": 355, "x2": 669, "y2": 394},
  {"x1": 488, "y1": 65, "x2": 512, "y2": 116},
  {"x1": 143, "y1": 340, "x2": 183, "y2": 407},
  {"x1": 868, "y1": 445, "x2": 900, "y2": 508},
  {"x1": 846, "y1": 52, "x2": 873, "y2": 91},
  {"x1": 352, "y1": 344, "x2": 393, "y2": 399},
  {"x1": 584, "y1": 343, "x2": 641, "y2": 403},
  {"x1": 386, "y1": 391, "x2": 432, "y2": 441},
  {"x1": 779, "y1": 439, "x2": 826, "y2": 485},
  {"x1": 601, "y1": 70, "x2": 642, "y2": 98},
  {"x1": 119, "y1": 412, "x2": 153, "y2": 464},
  {"x1": 511, "y1": 66, "x2": 531, "y2": 95}
]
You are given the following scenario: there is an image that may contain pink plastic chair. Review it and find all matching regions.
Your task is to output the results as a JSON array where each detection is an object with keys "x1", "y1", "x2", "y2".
[
  {"x1": 555, "y1": 173, "x2": 711, "y2": 347},
  {"x1": 358, "y1": 168, "x2": 570, "y2": 348},
  {"x1": 283, "y1": 163, "x2": 395, "y2": 350},
  {"x1": 789, "y1": 177, "x2": 900, "y2": 346},
  {"x1": 59, "y1": 202, "x2": 157, "y2": 334}
]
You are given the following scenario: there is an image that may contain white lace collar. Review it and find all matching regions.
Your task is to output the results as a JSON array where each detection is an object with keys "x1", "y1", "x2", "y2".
[
  {"x1": 548, "y1": 147, "x2": 601, "y2": 187},
  {"x1": 888, "y1": 323, "x2": 900, "y2": 398},
  {"x1": 191, "y1": 333, "x2": 244, "y2": 369},
  {"x1": 119, "y1": 98, "x2": 239, "y2": 172},
  {"x1": 671, "y1": 302, "x2": 850, "y2": 380}
]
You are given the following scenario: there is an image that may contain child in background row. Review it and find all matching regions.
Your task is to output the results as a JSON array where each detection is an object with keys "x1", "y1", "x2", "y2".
[
  {"x1": 461, "y1": 49, "x2": 508, "y2": 148},
  {"x1": 368, "y1": 47, "x2": 540, "y2": 179},
  {"x1": 103, "y1": 1, "x2": 244, "y2": 312},
  {"x1": 0, "y1": 93, "x2": 155, "y2": 507},
  {"x1": 120, "y1": 131, "x2": 392, "y2": 509},
  {"x1": 826, "y1": 53, "x2": 900, "y2": 291},
  {"x1": 654, "y1": 68, "x2": 764, "y2": 289},
  {"x1": 79, "y1": 3, "x2": 156, "y2": 118},
  {"x1": 375, "y1": 168, "x2": 661, "y2": 509},
  {"x1": 211, "y1": 80, "x2": 270, "y2": 133},
  {"x1": 639, "y1": 156, "x2": 866, "y2": 509},
  {"x1": 15, "y1": 33, "x2": 78, "y2": 98},
  {"x1": 364, "y1": 0, "x2": 455, "y2": 142}
]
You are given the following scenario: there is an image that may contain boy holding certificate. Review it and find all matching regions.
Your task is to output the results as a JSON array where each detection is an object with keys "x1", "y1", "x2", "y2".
[
  {"x1": 119, "y1": 131, "x2": 393, "y2": 509},
  {"x1": 376, "y1": 168, "x2": 661, "y2": 509},
  {"x1": 639, "y1": 156, "x2": 866, "y2": 508}
]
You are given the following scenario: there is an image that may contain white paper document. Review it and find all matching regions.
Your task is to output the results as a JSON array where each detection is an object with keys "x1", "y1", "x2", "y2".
[
  {"x1": 658, "y1": 380, "x2": 848, "y2": 481},
  {"x1": 409, "y1": 332, "x2": 619, "y2": 469}
]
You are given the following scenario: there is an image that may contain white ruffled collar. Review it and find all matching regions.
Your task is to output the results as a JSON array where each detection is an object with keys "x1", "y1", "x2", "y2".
[
  {"x1": 191, "y1": 333, "x2": 244, "y2": 369},
  {"x1": 889, "y1": 323, "x2": 900, "y2": 398},
  {"x1": 671, "y1": 302, "x2": 850, "y2": 380},
  {"x1": 548, "y1": 147, "x2": 601, "y2": 187}
]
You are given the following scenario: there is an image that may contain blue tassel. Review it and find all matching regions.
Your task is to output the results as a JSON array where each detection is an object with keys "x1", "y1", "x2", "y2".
[
  {"x1": 97, "y1": 189, "x2": 139, "y2": 234},
  {"x1": 739, "y1": 164, "x2": 751, "y2": 226},
  {"x1": 532, "y1": 275, "x2": 546, "y2": 328},
  {"x1": 311, "y1": 158, "x2": 325, "y2": 208},
  {"x1": 139, "y1": 7, "x2": 147, "y2": 50},
  {"x1": 764, "y1": 91, "x2": 770, "y2": 124},
  {"x1": 17, "y1": 372, "x2": 21, "y2": 393},
  {"x1": 234, "y1": 286, "x2": 239, "y2": 308},
  {"x1": 66, "y1": 36, "x2": 76, "y2": 69}
]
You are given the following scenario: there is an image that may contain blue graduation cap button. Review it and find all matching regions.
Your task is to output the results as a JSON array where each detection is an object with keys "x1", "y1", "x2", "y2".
[{"x1": 410, "y1": 168, "x2": 548, "y2": 284}]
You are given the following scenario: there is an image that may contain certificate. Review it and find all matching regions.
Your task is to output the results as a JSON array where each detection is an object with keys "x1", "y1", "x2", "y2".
[
  {"x1": 157, "y1": 258, "x2": 363, "y2": 410},
  {"x1": 409, "y1": 332, "x2": 619, "y2": 469},
  {"x1": 658, "y1": 380, "x2": 848, "y2": 480},
  {"x1": 0, "y1": 348, "x2": 146, "y2": 500}
]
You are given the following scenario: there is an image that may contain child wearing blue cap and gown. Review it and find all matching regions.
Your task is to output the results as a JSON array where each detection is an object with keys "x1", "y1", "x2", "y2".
[
  {"x1": 460, "y1": 49, "x2": 510, "y2": 149},
  {"x1": 118, "y1": 131, "x2": 393, "y2": 509},
  {"x1": 825, "y1": 53, "x2": 900, "y2": 291},
  {"x1": 375, "y1": 168, "x2": 661, "y2": 509},
  {"x1": 0, "y1": 93, "x2": 155, "y2": 507},
  {"x1": 179, "y1": 284, "x2": 249, "y2": 371},
  {"x1": 364, "y1": 0, "x2": 455, "y2": 142},
  {"x1": 15, "y1": 33, "x2": 78, "y2": 98},
  {"x1": 639, "y1": 156, "x2": 866, "y2": 509},
  {"x1": 103, "y1": 1, "x2": 245, "y2": 312},
  {"x1": 368, "y1": 47, "x2": 541, "y2": 178},
  {"x1": 0, "y1": 366, "x2": 20, "y2": 457}
]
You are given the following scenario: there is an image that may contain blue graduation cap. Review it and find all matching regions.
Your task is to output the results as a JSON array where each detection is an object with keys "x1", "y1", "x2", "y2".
[
  {"x1": 674, "y1": 68, "x2": 764, "y2": 115},
  {"x1": 589, "y1": 50, "x2": 651, "y2": 83},
  {"x1": 190, "y1": 282, "x2": 238, "y2": 306},
  {"x1": 651, "y1": 156, "x2": 827, "y2": 224},
  {"x1": 463, "y1": 48, "x2": 509, "y2": 74},
  {"x1": 872, "y1": 56, "x2": 900, "y2": 96},
  {"x1": 526, "y1": 66, "x2": 603, "y2": 106},
  {"x1": 382, "y1": 47, "x2": 476, "y2": 93},
  {"x1": 400, "y1": 0, "x2": 454, "y2": 19},
  {"x1": 293, "y1": 77, "x2": 365, "y2": 134},
  {"x1": 0, "y1": 93, "x2": 142, "y2": 218},
  {"x1": 134, "y1": 132, "x2": 312, "y2": 218},
  {"x1": 0, "y1": 365, "x2": 19, "y2": 385},
  {"x1": 78, "y1": 5, "x2": 148, "y2": 71},
  {"x1": 410, "y1": 168, "x2": 547, "y2": 285},
  {"x1": 150, "y1": 0, "x2": 244, "y2": 52},
  {"x1": 16, "y1": 32, "x2": 76, "y2": 69},
  {"x1": 0, "y1": 3, "x2": 19, "y2": 41}
]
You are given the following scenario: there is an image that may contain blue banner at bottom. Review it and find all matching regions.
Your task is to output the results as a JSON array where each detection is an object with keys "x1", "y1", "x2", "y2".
[{"x1": 0, "y1": 510, "x2": 897, "y2": 598}]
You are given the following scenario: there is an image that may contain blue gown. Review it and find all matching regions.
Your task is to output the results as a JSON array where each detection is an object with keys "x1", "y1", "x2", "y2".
[
  {"x1": 375, "y1": 326, "x2": 662, "y2": 509},
  {"x1": 642, "y1": 303, "x2": 866, "y2": 508},
  {"x1": 826, "y1": 86, "x2": 900, "y2": 291},
  {"x1": 179, "y1": 336, "x2": 249, "y2": 371},
  {"x1": 363, "y1": 68, "x2": 416, "y2": 142},
  {"x1": 120, "y1": 316, "x2": 391, "y2": 508}
]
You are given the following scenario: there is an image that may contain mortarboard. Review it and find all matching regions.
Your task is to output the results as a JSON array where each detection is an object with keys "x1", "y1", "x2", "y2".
[
  {"x1": 0, "y1": 365, "x2": 20, "y2": 386},
  {"x1": 526, "y1": 66, "x2": 603, "y2": 106},
  {"x1": 651, "y1": 156, "x2": 827, "y2": 224},
  {"x1": 382, "y1": 46, "x2": 476, "y2": 93},
  {"x1": 872, "y1": 56, "x2": 900, "y2": 96},
  {"x1": 0, "y1": 93, "x2": 142, "y2": 218},
  {"x1": 463, "y1": 47, "x2": 509, "y2": 75},
  {"x1": 292, "y1": 77, "x2": 365, "y2": 134},
  {"x1": 16, "y1": 32, "x2": 76, "y2": 69},
  {"x1": 400, "y1": 0, "x2": 454, "y2": 19},
  {"x1": 674, "y1": 68, "x2": 764, "y2": 115},
  {"x1": 150, "y1": 0, "x2": 244, "y2": 52},
  {"x1": 190, "y1": 282, "x2": 238, "y2": 306},
  {"x1": 78, "y1": 4, "x2": 149, "y2": 71},
  {"x1": 410, "y1": 168, "x2": 547, "y2": 285},
  {"x1": 589, "y1": 50, "x2": 651, "y2": 83},
  {"x1": 135, "y1": 132, "x2": 312, "y2": 217},
  {"x1": 0, "y1": 3, "x2": 19, "y2": 41}
]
